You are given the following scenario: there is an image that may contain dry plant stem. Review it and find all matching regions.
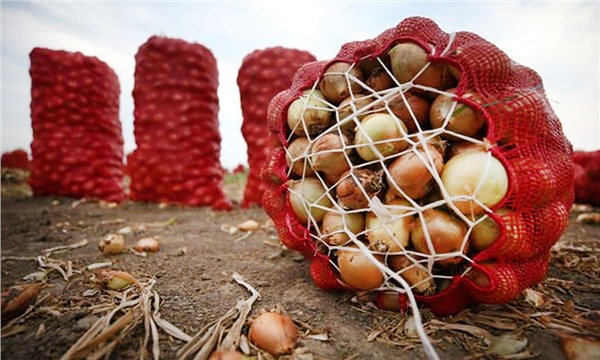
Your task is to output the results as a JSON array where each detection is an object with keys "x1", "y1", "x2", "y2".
[
  {"x1": 42, "y1": 239, "x2": 89, "y2": 256},
  {"x1": 221, "y1": 273, "x2": 261, "y2": 351}
]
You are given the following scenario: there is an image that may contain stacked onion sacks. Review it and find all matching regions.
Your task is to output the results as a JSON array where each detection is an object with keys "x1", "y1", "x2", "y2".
[{"x1": 262, "y1": 16, "x2": 574, "y2": 315}]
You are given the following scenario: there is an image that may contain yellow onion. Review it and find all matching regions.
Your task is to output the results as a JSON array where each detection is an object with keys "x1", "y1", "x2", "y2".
[
  {"x1": 92, "y1": 269, "x2": 138, "y2": 291},
  {"x1": 387, "y1": 143, "x2": 444, "y2": 200},
  {"x1": 287, "y1": 90, "x2": 331, "y2": 136},
  {"x1": 441, "y1": 150, "x2": 509, "y2": 216},
  {"x1": 285, "y1": 137, "x2": 315, "y2": 177},
  {"x1": 388, "y1": 255, "x2": 436, "y2": 295},
  {"x1": 380, "y1": 91, "x2": 431, "y2": 133},
  {"x1": 365, "y1": 199, "x2": 413, "y2": 253},
  {"x1": 309, "y1": 132, "x2": 351, "y2": 179},
  {"x1": 365, "y1": 66, "x2": 395, "y2": 92},
  {"x1": 208, "y1": 351, "x2": 246, "y2": 360},
  {"x1": 376, "y1": 291, "x2": 406, "y2": 312},
  {"x1": 134, "y1": 237, "x2": 160, "y2": 252},
  {"x1": 321, "y1": 211, "x2": 365, "y2": 246},
  {"x1": 336, "y1": 169, "x2": 383, "y2": 210},
  {"x1": 470, "y1": 209, "x2": 527, "y2": 253},
  {"x1": 337, "y1": 246, "x2": 385, "y2": 290},
  {"x1": 388, "y1": 42, "x2": 455, "y2": 91},
  {"x1": 249, "y1": 311, "x2": 298, "y2": 355},
  {"x1": 354, "y1": 113, "x2": 408, "y2": 161},
  {"x1": 319, "y1": 62, "x2": 364, "y2": 104},
  {"x1": 287, "y1": 178, "x2": 332, "y2": 224},
  {"x1": 446, "y1": 140, "x2": 488, "y2": 159},
  {"x1": 338, "y1": 95, "x2": 376, "y2": 129},
  {"x1": 98, "y1": 233, "x2": 125, "y2": 255},
  {"x1": 429, "y1": 89, "x2": 485, "y2": 139},
  {"x1": 411, "y1": 209, "x2": 469, "y2": 266}
]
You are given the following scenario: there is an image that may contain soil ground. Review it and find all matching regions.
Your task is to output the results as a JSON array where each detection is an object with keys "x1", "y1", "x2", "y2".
[{"x1": 1, "y1": 170, "x2": 599, "y2": 360}]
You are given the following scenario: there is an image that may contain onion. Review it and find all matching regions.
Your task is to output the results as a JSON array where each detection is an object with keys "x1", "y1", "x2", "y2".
[
  {"x1": 441, "y1": 150, "x2": 509, "y2": 216},
  {"x1": 388, "y1": 255, "x2": 436, "y2": 295},
  {"x1": 321, "y1": 211, "x2": 365, "y2": 246},
  {"x1": 365, "y1": 199, "x2": 413, "y2": 252},
  {"x1": 465, "y1": 260, "x2": 520, "y2": 304},
  {"x1": 134, "y1": 237, "x2": 160, "y2": 252},
  {"x1": 208, "y1": 351, "x2": 245, "y2": 360},
  {"x1": 365, "y1": 66, "x2": 395, "y2": 92},
  {"x1": 92, "y1": 269, "x2": 138, "y2": 291},
  {"x1": 1, "y1": 283, "x2": 43, "y2": 321},
  {"x1": 287, "y1": 177, "x2": 333, "y2": 224},
  {"x1": 336, "y1": 168, "x2": 383, "y2": 210},
  {"x1": 376, "y1": 291, "x2": 407, "y2": 312},
  {"x1": 446, "y1": 140, "x2": 488, "y2": 159},
  {"x1": 287, "y1": 90, "x2": 331, "y2": 136},
  {"x1": 388, "y1": 42, "x2": 455, "y2": 91},
  {"x1": 248, "y1": 311, "x2": 298, "y2": 355},
  {"x1": 430, "y1": 89, "x2": 485, "y2": 139},
  {"x1": 470, "y1": 209, "x2": 528, "y2": 254},
  {"x1": 338, "y1": 95, "x2": 375, "y2": 129},
  {"x1": 354, "y1": 113, "x2": 408, "y2": 161},
  {"x1": 98, "y1": 233, "x2": 125, "y2": 255},
  {"x1": 319, "y1": 62, "x2": 364, "y2": 104},
  {"x1": 411, "y1": 209, "x2": 469, "y2": 266},
  {"x1": 337, "y1": 245, "x2": 385, "y2": 290},
  {"x1": 387, "y1": 143, "x2": 444, "y2": 200},
  {"x1": 380, "y1": 91, "x2": 431, "y2": 133},
  {"x1": 285, "y1": 137, "x2": 315, "y2": 177},
  {"x1": 309, "y1": 132, "x2": 351, "y2": 178}
]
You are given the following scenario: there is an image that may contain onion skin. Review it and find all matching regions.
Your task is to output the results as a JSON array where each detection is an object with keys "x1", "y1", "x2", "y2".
[
  {"x1": 336, "y1": 169, "x2": 383, "y2": 210},
  {"x1": 387, "y1": 143, "x2": 444, "y2": 200},
  {"x1": 388, "y1": 42, "x2": 455, "y2": 92},
  {"x1": 411, "y1": 209, "x2": 469, "y2": 266},
  {"x1": 319, "y1": 62, "x2": 364, "y2": 104},
  {"x1": 249, "y1": 311, "x2": 298, "y2": 355},
  {"x1": 287, "y1": 178, "x2": 333, "y2": 224},
  {"x1": 286, "y1": 137, "x2": 315, "y2": 177},
  {"x1": 430, "y1": 88, "x2": 485, "y2": 139},
  {"x1": 287, "y1": 90, "x2": 331, "y2": 136},
  {"x1": 441, "y1": 150, "x2": 509, "y2": 216},
  {"x1": 388, "y1": 255, "x2": 436, "y2": 295},
  {"x1": 309, "y1": 132, "x2": 351, "y2": 179},
  {"x1": 354, "y1": 113, "x2": 408, "y2": 161},
  {"x1": 1, "y1": 283, "x2": 43, "y2": 322},
  {"x1": 337, "y1": 246, "x2": 385, "y2": 290},
  {"x1": 321, "y1": 211, "x2": 365, "y2": 246},
  {"x1": 365, "y1": 199, "x2": 413, "y2": 253}
]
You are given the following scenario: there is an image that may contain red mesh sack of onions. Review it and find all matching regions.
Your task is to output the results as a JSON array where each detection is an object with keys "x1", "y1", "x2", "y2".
[
  {"x1": 261, "y1": 16, "x2": 574, "y2": 317},
  {"x1": 128, "y1": 36, "x2": 232, "y2": 210},
  {"x1": 1, "y1": 149, "x2": 30, "y2": 171},
  {"x1": 28, "y1": 48, "x2": 125, "y2": 203},
  {"x1": 573, "y1": 150, "x2": 600, "y2": 207},
  {"x1": 238, "y1": 47, "x2": 316, "y2": 208}
]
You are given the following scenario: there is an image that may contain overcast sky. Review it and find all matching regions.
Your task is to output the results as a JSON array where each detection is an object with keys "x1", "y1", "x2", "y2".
[{"x1": 2, "y1": 1, "x2": 599, "y2": 169}]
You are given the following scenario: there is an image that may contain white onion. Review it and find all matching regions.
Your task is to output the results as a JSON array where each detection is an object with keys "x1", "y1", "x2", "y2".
[{"x1": 287, "y1": 178, "x2": 332, "y2": 224}]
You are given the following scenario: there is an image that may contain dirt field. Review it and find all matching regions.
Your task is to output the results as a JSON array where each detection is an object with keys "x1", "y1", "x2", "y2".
[{"x1": 1, "y1": 171, "x2": 599, "y2": 360}]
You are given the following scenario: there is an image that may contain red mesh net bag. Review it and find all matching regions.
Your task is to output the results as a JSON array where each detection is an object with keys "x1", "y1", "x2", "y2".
[
  {"x1": 28, "y1": 48, "x2": 125, "y2": 203},
  {"x1": 261, "y1": 17, "x2": 574, "y2": 318},
  {"x1": 237, "y1": 47, "x2": 316, "y2": 208},
  {"x1": 1, "y1": 149, "x2": 30, "y2": 171},
  {"x1": 128, "y1": 36, "x2": 232, "y2": 210},
  {"x1": 573, "y1": 150, "x2": 600, "y2": 206}
]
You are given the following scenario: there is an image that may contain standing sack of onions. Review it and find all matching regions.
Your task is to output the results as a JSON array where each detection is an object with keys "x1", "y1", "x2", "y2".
[{"x1": 261, "y1": 16, "x2": 574, "y2": 316}]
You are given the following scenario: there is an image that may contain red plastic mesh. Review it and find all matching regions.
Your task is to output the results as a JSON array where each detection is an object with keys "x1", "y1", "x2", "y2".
[
  {"x1": 28, "y1": 48, "x2": 125, "y2": 203},
  {"x1": 127, "y1": 36, "x2": 232, "y2": 210},
  {"x1": 237, "y1": 47, "x2": 316, "y2": 208},
  {"x1": 261, "y1": 17, "x2": 574, "y2": 315},
  {"x1": 1, "y1": 149, "x2": 30, "y2": 170},
  {"x1": 573, "y1": 150, "x2": 600, "y2": 206}
]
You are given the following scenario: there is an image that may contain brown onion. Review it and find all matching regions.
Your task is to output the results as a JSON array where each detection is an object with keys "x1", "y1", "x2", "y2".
[
  {"x1": 285, "y1": 137, "x2": 315, "y2": 177},
  {"x1": 309, "y1": 132, "x2": 351, "y2": 178},
  {"x1": 441, "y1": 150, "x2": 509, "y2": 216},
  {"x1": 337, "y1": 246, "x2": 385, "y2": 290},
  {"x1": 429, "y1": 89, "x2": 485, "y2": 139},
  {"x1": 365, "y1": 66, "x2": 395, "y2": 92},
  {"x1": 319, "y1": 62, "x2": 364, "y2": 104},
  {"x1": 98, "y1": 233, "x2": 125, "y2": 255},
  {"x1": 388, "y1": 255, "x2": 436, "y2": 295},
  {"x1": 249, "y1": 311, "x2": 298, "y2": 355},
  {"x1": 354, "y1": 113, "x2": 408, "y2": 161},
  {"x1": 287, "y1": 178, "x2": 333, "y2": 224},
  {"x1": 134, "y1": 237, "x2": 160, "y2": 252},
  {"x1": 365, "y1": 199, "x2": 413, "y2": 252},
  {"x1": 338, "y1": 95, "x2": 376, "y2": 129},
  {"x1": 1, "y1": 283, "x2": 43, "y2": 321},
  {"x1": 287, "y1": 90, "x2": 331, "y2": 136},
  {"x1": 336, "y1": 168, "x2": 383, "y2": 210},
  {"x1": 321, "y1": 211, "x2": 365, "y2": 246},
  {"x1": 208, "y1": 351, "x2": 245, "y2": 360},
  {"x1": 387, "y1": 143, "x2": 444, "y2": 200},
  {"x1": 388, "y1": 42, "x2": 455, "y2": 91},
  {"x1": 446, "y1": 140, "x2": 488, "y2": 159},
  {"x1": 411, "y1": 209, "x2": 469, "y2": 266},
  {"x1": 376, "y1": 291, "x2": 406, "y2": 312},
  {"x1": 93, "y1": 269, "x2": 138, "y2": 291},
  {"x1": 380, "y1": 91, "x2": 431, "y2": 133}
]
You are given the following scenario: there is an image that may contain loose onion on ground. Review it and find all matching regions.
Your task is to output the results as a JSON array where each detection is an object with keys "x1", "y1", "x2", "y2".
[
  {"x1": 248, "y1": 311, "x2": 298, "y2": 355},
  {"x1": 98, "y1": 233, "x2": 125, "y2": 255}
]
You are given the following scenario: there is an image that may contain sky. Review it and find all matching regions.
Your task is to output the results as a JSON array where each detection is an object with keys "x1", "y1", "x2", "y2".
[{"x1": 2, "y1": 1, "x2": 599, "y2": 170}]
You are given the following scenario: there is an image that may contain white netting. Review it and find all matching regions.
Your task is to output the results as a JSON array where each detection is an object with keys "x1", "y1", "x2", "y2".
[{"x1": 282, "y1": 38, "x2": 512, "y2": 360}]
